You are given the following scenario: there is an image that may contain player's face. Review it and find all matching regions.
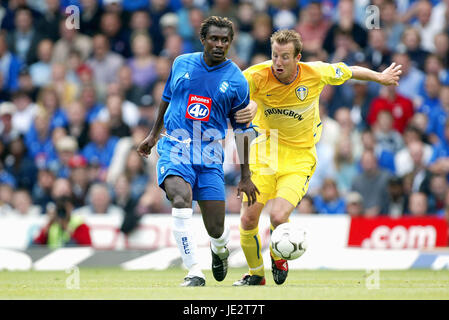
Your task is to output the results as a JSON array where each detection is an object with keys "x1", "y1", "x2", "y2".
[
  {"x1": 271, "y1": 41, "x2": 301, "y2": 83},
  {"x1": 201, "y1": 25, "x2": 232, "y2": 66}
]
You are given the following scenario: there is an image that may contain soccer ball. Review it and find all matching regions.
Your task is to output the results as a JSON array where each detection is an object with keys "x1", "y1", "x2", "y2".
[{"x1": 270, "y1": 223, "x2": 308, "y2": 260}]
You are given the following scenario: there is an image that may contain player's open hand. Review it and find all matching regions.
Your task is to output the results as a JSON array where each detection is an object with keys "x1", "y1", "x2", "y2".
[
  {"x1": 137, "y1": 136, "x2": 157, "y2": 158},
  {"x1": 379, "y1": 62, "x2": 402, "y2": 86},
  {"x1": 235, "y1": 100, "x2": 257, "y2": 124},
  {"x1": 237, "y1": 176, "x2": 260, "y2": 206}
]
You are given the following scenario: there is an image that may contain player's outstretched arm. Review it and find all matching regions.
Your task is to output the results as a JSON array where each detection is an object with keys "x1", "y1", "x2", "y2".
[
  {"x1": 350, "y1": 62, "x2": 402, "y2": 86},
  {"x1": 234, "y1": 100, "x2": 258, "y2": 124},
  {"x1": 137, "y1": 100, "x2": 169, "y2": 158}
]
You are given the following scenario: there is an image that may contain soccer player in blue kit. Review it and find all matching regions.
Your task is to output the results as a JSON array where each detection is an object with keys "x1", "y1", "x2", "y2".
[{"x1": 137, "y1": 16, "x2": 259, "y2": 287}]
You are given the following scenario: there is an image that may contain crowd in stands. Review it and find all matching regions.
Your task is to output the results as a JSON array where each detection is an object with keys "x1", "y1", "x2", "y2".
[{"x1": 1, "y1": 0, "x2": 449, "y2": 240}]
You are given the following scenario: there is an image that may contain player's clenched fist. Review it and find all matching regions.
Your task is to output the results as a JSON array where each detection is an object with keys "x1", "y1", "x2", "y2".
[{"x1": 137, "y1": 136, "x2": 157, "y2": 158}]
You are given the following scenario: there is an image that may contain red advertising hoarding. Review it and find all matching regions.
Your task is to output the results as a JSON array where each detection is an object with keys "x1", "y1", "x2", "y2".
[{"x1": 348, "y1": 217, "x2": 448, "y2": 249}]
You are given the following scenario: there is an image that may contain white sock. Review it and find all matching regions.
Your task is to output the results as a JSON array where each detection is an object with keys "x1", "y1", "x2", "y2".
[
  {"x1": 172, "y1": 208, "x2": 204, "y2": 279},
  {"x1": 210, "y1": 226, "x2": 229, "y2": 255}
]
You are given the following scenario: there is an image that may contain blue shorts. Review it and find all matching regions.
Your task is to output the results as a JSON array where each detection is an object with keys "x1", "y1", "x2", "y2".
[{"x1": 156, "y1": 137, "x2": 225, "y2": 201}]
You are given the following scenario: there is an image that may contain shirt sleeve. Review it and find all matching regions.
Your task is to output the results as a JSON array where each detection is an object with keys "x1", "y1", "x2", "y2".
[
  {"x1": 229, "y1": 76, "x2": 250, "y2": 130},
  {"x1": 315, "y1": 61, "x2": 353, "y2": 86},
  {"x1": 161, "y1": 68, "x2": 173, "y2": 102}
]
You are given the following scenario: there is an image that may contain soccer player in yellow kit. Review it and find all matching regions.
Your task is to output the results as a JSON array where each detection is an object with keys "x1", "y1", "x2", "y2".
[{"x1": 233, "y1": 29, "x2": 402, "y2": 286}]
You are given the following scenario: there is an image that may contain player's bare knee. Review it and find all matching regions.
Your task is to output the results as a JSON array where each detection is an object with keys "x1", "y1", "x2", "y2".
[
  {"x1": 240, "y1": 213, "x2": 258, "y2": 230},
  {"x1": 206, "y1": 223, "x2": 224, "y2": 239},
  {"x1": 171, "y1": 195, "x2": 191, "y2": 208},
  {"x1": 270, "y1": 212, "x2": 289, "y2": 228}
]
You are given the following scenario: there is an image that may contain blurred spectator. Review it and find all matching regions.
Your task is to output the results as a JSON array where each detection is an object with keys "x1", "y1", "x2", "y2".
[
  {"x1": 116, "y1": 65, "x2": 147, "y2": 106},
  {"x1": 10, "y1": 188, "x2": 41, "y2": 217},
  {"x1": 136, "y1": 182, "x2": 171, "y2": 214},
  {"x1": 36, "y1": 86, "x2": 68, "y2": 130},
  {"x1": 48, "y1": 135, "x2": 79, "y2": 178},
  {"x1": 423, "y1": 53, "x2": 449, "y2": 86},
  {"x1": 74, "y1": 182, "x2": 124, "y2": 216},
  {"x1": 31, "y1": 168, "x2": 55, "y2": 212},
  {"x1": 87, "y1": 33, "x2": 125, "y2": 92},
  {"x1": 412, "y1": 0, "x2": 444, "y2": 53},
  {"x1": 209, "y1": 0, "x2": 238, "y2": 25},
  {"x1": 400, "y1": 26, "x2": 430, "y2": 71},
  {"x1": 107, "y1": 118, "x2": 155, "y2": 185},
  {"x1": 334, "y1": 107, "x2": 363, "y2": 160},
  {"x1": 113, "y1": 174, "x2": 141, "y2": 234},
  {"x1": 0, "y1": 102, "x2": 20, "y2": 144},
  {"x1": 97, "y1": 87, "x2": 140, "y2": 127},
  {"x1": 81, "y1": 120, "x2": 119, "y2": 169},
  {"x1": 417, "y1": 73, "x2": 442, "y2": 116},
  {"x1": 408, "y1": 191, "x2": 428, "y2": 216},
  {"x1": 395, "y1": 129, "x2": 433, "y2": 177},
  {"x1": 433, "y1": 32, "x2": 449, "y2": 68},
  {"x1": 0, "y1": 183, "x2": 14, "y2": 216},
  {"x1": 0, "y1": 31, "x2": 22, "y2": 92},
  {"x1": 313, "y1": 178, "x2": 346, "y2": 214},
  {"x1": 68, "y1": 154, "x2": 90, "y2": 208},
  {"x1": 249, "y1": 13, "x2": 273, "y2": 59},
  {"x1": 128, "y1": 32, "x2": 158, "y2": 90},
  {"x1": 329, "y1": 28, "x2": 364, "y2": 66},
  {"x1": 35, "y1": 0, "x2": 62, "y2": 42},
  {"x1": 66, "y1": 100, "x2": 89, "y2": 149},
  {"x1": 438, "y1": 188, "x2": 449, "y2": 221},
  {"x1": 427, "y1": 85, "x2": 449, "y2": 144},
  {"x1": 351, "y1": 149, "x2": 391, "y2": 216},
  {"x1": 79, "y1": 84, "x2": 104, "y2": 123},
  {"x1": 99, "y1": 11, "x2": 131, "y2": 58},
  {"x1": 29, "y1": 39, "x2": 53, "y2": 88},
  {"x1": 364, "y1": 29, "x2": 392, "y2": 72},
  {"x1": 334, "y1": 135, "x2": 359, "y2": 195},
  {"x1": 345, "y1": 191, "x2": 365, "y2": 216},
  {"x1": 322, "y1": 0, "x2": 367, "y2": 55},
  {"x1": 6, "y1": 6, "x2": 42, "y2": 65},
  {"x1": 148, "y1": 0, "x2": 173, "y2": 55},
  {"x1": 362, "y1": 129, "x2": 396, "y2": 173},
  {"x1": 380, "y1": 0, "x2": 405, "y2": 52},
  {"x1": 17, "y1": 67, "x2": 39, "y2": 100},
  {"x1": 385, "y1": 176, "x2": 408, "y2": 218},
  {"x1": 421, "y1": 173, "x2": 448, "y2": 213},
  {"x1": 10, "y1": 90, "x2": 37, "y2": 135},
  {"x1": 49, "y1": 62, "x2": 78, "y2": 108},
  {"x1": 295, "y1": 1, "x2": 330, "y2": 54},
  {"x1": 184, "y1": 7, "x2": 204, "y2": 53},
  {"x1": 393, "y1": 52, "x2": 426, "y2": 107},
  {"x1": 102, "y1": 94, "x2": 131, "y2": 138},
  {"x1": 372, "y1": 110, "x2": 405, "y2": 154},
  {"x1": 32, "y1": 195, "x2": 92, "y2": 248},
  {"x1": 268, "y1": 0, "x2": 299, "y2": 31},
  {"x1": 129, "y1": 9, "x2": 151, "y2": 39},
  {"x1": 159, "y1": 12, "x2": 179, "y2": 40},
  {"x1": 123, "y1": 150, "x2": 149, "y2": 200},
  {"x1": 236, "y1": 2, "x2": 254, "y2": 33},
  {"x1": 0, "y1": 161, "x2": 17, "y2": 188},
  {"x1": 79, "y1": 0, "x2": 104, "y2": 36},
  {"x1": 52, "y1": 18, "x2": 92, "y2": 63},
  {"x1": 428, "y1": 119, "x2": 449, "y2": 176},
  {"x1": 368, "y1": 85, "x2": 414, "y2": 134},
  {"x1": 296, "y1": 195, "x2": 316, "y2": 214},
  {"x1": 4, "y1": 134, "x2": 37, "y2": 190},
  {"x1": 161, "y1": 33, "x2": 186, "y2": 59}
]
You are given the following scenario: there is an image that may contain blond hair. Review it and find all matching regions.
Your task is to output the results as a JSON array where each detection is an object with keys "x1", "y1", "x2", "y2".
[{"x1": 270, "y1": 29, "x2": 303, "y2": 56}]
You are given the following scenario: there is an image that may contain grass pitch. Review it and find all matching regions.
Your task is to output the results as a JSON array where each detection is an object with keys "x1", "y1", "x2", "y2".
[{"x1": 1, "y1": 268, "x2": 448, "y2": 300}]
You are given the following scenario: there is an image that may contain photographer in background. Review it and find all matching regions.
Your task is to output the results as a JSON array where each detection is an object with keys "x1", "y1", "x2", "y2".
[{"x1": 32, "y1": 196, "x2": 92, "y2": 249}]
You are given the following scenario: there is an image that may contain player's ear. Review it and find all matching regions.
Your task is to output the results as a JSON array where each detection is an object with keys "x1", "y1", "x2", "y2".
[{"x1": 296, "y1": 53, "x2": 302, "y2": 62}]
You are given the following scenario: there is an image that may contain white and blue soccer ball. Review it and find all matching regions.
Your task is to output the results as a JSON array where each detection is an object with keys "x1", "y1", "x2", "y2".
[{"x1": 270, "y1": 223, "x2": 308, "y2": 260}]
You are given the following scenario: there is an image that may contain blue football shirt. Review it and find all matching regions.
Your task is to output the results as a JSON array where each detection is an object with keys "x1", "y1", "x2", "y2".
[{"x1": 160, "y1": 52, "x2": 250, "y2": 165}]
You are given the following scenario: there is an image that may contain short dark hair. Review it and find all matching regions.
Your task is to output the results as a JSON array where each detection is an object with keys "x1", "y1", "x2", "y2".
[{"x1": 199, "y1": 16, "x2": 234, "y2": 41}]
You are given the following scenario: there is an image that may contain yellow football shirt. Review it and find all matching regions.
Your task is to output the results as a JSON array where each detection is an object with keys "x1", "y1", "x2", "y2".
[{"x1": 243, "y1": 60, "x2": 352, "y2": 148}]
